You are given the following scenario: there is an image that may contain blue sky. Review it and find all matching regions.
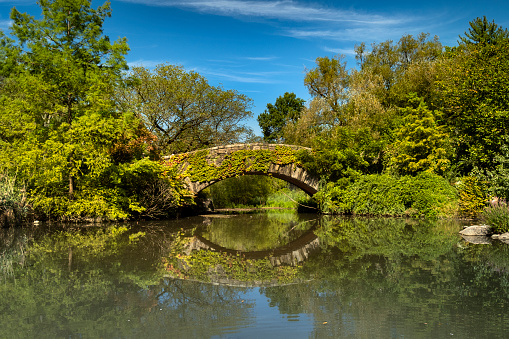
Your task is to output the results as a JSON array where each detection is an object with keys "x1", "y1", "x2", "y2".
[{"x1": 1, "y1": 0, "x2": 509, "y2": 136}]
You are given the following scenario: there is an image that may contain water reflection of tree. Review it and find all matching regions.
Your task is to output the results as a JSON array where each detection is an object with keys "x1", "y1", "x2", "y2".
[
  {"x1": 0, "y1": 224, "x2": 255, "y2": 338},
  {"x1": 261, "y1": 217, "x2": 509, "y2": 338},
  {"x1": 199, "y1": 212, "x2": 317, "y2": 251},
  {"x1": 5, "y1": 217, "x2": 509, "y2": 337}
]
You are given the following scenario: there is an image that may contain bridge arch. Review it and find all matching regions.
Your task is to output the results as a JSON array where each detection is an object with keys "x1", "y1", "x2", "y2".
[{"x1": 164, "y1": 143, "x2": 320, "y2": 195}]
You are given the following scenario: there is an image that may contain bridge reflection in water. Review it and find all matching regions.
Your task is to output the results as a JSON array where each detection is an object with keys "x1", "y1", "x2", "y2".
[
  {"x1": 185, "y1": 228, "x2": 320, "y2": 267},
  {"x1": 166, "y1": 213, "x2": 321, "y2": 287}
]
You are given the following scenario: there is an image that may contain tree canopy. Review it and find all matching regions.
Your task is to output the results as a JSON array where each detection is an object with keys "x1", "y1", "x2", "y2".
[
  {"x1": 459, "y1": 16, "x2": 509, "y2": 45},
  {"x1": 118, "y1": 64, "x2": 254, "y2": 154},
  {"x1": 257, "y1": 92, "x2": 305, "y2": 143}
]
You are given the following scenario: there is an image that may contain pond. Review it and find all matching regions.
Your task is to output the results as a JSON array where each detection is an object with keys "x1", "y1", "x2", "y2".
[{"x1": 1, "y1": 212, "x2": 509, "y2": 338}]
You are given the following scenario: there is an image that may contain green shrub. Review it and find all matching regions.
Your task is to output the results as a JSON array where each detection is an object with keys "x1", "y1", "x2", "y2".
[
  {"x1": 315, "y1": 172, "x2": 457, "y2": 218},
  {"x1": 344, "y1": 174, "x2": 406, "y2": 216},
  {"x1": 28, "y1": 158, "x2": 190, "y2": 222},
  {"x1": 482, "y1": 200, "x2": 509, "y2": 234},
  {"x1": 457, "y1": 176, "x2": 489, "y2": 218}
]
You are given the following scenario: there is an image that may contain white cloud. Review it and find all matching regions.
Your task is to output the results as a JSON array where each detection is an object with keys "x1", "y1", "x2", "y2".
[
  {"x1": 0, "y1": 19, "x2": 12, "y2": 31},
  {"x1": 322, "y1": 46, "x2": 356, "y2": 56},
  {"x1": 243, "y1": 56, "x2": 278, "y2": 61},
  {"x1": 200, "y1": 68, "x2": 286, "y2": 84},
  {"x1": 127, "y1": 59, "x2": 167, "y2": 68},
  {"x1": 119, "y1": 0, "x2": 407, "y2": 25},
  {"x1": 118, "y1": 0, "x2": 422, "y2": 44}
]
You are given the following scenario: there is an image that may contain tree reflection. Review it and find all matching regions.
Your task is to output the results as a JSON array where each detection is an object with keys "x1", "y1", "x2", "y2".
[
  {"x1": 2, "y1": 216, "x2": 509, "y2": 338},
  {"x1": 261, "y1": 217, "x2": 509, "y2": 338},
  {"x1": 0, "y1": 224, "x2": 255, "y2": 338},
  {"x1": 198, "y1": 212, "x2": 317, "y2": 251}
]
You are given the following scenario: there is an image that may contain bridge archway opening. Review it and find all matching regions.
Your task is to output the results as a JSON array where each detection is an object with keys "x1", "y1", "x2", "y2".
[
  {"x1": 199, "y1": 174, "x2": 313, "y2": 210},
  {"x1": 194, "y1": 171, "x2": 318, "y2": 196}
]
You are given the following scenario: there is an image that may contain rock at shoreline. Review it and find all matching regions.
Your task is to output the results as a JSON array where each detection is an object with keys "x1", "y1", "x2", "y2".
[
  {"x1": 459, "y1": 225, "x2": 492, "y2": 236},
  {"x1": 491, "y1": 232, "x2": 509, "y2": 240}
]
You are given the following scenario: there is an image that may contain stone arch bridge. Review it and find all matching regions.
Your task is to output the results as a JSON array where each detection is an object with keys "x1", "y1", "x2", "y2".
[{"x1": 163, "y1": 143, "x2": 319, "y2": 195}]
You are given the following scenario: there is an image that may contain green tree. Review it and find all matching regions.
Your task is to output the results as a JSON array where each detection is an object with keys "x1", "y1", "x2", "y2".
[
  {"x1": 355, "y1": 33, "x2": 442, "y2": 106},
  {"x1": 437, "y1": 37, "x2": 509, "y2": 174},
  {"x1": 304, "y1": 55, "x2": 349, "y2": 121},
  {"x1": 385, "y1": 95, "x2": 451, "y2": 175},
  {"x1": 283, "y1": 97, "x2": 331, "y2": 146},
  {"x1": 459, "y1": 16, "x2": 509, "y2": 45},
  {"x1": 1, "y1": 0, "x2": 129, "y2": 195},
  {"x1": 118, "y1": 64, "x2": 253, "y2": 154},
  {"x1": 257, "y1": 92, "x2": 305, "y2": 143},
  {"x1": 0, "y1": 1, "x2": 183, "y2": 220}
]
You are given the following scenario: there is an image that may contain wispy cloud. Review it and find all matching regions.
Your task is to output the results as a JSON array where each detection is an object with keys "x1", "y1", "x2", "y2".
[
  {"x1": 120, "y1": 0, "x2": 404, "y2": 25},
  {"x1": 127, "y1": 57, "x2": 287, "y2": 84},
  {"x1": 323, "y1": 46, "x2": 356, "y2": 56},
  {"x1": 243, "y1": 56, "x2": 278, "y2": 61},
  {"x1": 118, "y1": 0, "x2": 423, "y2": 43},
  {"x1": 127, "y1": 59, "x2": 167, "y2": 68},
  {"x1": 199, "y1": 68, "x2": 287, "y2": 84},
  {"x1": 0, "y1": 19, "x2": 12, "y2": 31}
]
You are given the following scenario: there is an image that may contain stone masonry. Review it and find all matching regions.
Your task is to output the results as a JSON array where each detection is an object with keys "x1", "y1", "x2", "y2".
[{"x1": 163, "y1": 143, "x2": 320, "y2": 195}]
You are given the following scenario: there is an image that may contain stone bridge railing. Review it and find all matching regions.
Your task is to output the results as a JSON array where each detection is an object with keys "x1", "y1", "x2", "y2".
[{"x1": 163, "y1": 143, "x2": 320, "y2": 195}]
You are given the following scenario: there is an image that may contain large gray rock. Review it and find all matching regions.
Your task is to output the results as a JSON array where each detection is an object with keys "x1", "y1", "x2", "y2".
[{"x1": 459, "y1": 225, "x2": 493, "y2": 236}]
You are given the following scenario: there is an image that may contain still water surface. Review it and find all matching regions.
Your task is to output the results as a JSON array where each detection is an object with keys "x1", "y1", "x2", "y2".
[{"x1": 1, "y1": 212, "x2": 509, "y2": 338}]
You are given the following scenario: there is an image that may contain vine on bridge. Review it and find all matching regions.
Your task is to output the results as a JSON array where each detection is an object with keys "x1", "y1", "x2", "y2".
[{"x1": 166, "y1": 145, "x2": 307, "y2": 183}]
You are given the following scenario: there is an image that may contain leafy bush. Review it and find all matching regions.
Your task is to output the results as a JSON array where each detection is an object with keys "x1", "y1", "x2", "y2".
[
  {"x1": 482, "y1": 199, "x2": 509, "y2": 234},
  {"x1": 315, "y1": 172, "x2": 457, "y2": 218},
  {"x1": 471, "y1": 138, "x2": 509, "y2": 203},
  {"x1": 29, "y1": 158, "x2": 190, "y2": 221},
  {"x1": 456, "y1": 176, "x2": 489, "y2": 218}
]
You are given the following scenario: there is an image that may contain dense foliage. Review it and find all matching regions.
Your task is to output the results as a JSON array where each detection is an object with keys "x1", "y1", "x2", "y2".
[
  {"x1": 314, "y1": 172, "x2": 457, "y2": 218},
  {"x1": 260, "y1": 19, "x2": 509, "y2": 220},
  {"x1": 0, "y1": 1, "x2": 249, "y2": 222},
  {"x1": 0, "y1": 173, "x2": 28, "y2": 227},
  {"x1": 1, "y1": 3, "x2": 508, "y2": 223},
  {"x1": 482, "y1": 200, "x2": 509, "y2": 233}
]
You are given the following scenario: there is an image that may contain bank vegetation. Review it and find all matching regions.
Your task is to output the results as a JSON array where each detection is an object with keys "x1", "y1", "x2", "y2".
[{"x1": 1, "y1": 2, "x2": 508, "y2": 230}]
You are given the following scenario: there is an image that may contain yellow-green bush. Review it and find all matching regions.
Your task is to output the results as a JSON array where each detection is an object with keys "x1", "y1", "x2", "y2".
[{"x1": 457, "y1": 176, "x2": 489, "y2": 218}]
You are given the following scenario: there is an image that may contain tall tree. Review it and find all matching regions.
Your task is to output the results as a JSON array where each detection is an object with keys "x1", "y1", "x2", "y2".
[
  {"x1": 385, "y1": 95, "x2": 451, "y2": 175},
  {"x1": 118, "y1": 64, "x2": 253, "y2": 154},
  {"x1": 438, "y1": 34, "x2": 509, "y2": 174},
  {"x1": 355, "y1": 33, "x2": 442, "y2": 106},
  {"x1": 1, "y1": 0, "x2": 129, "y2": 198},
  {"x1": 0, "y1": 1, "x2": 171, "y2": 220},
  {"x1": 459, "y1": 16, "x2": 509, "y2": 45},
  {"x1": 304, "y1": 55, "x2": 349, "y2": 121},
  {"x1": 257, "y1": 92, "x2": 305, "y2": 143}
]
